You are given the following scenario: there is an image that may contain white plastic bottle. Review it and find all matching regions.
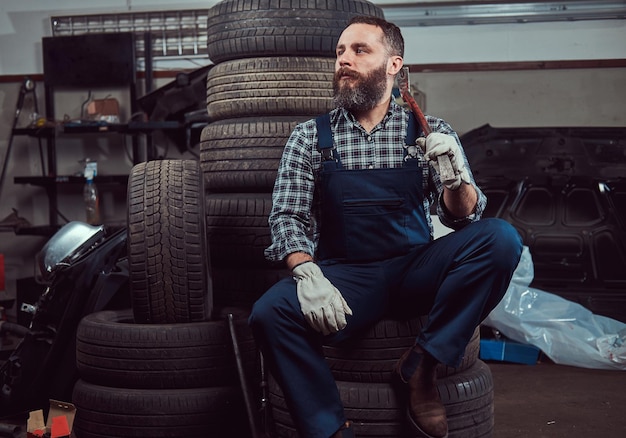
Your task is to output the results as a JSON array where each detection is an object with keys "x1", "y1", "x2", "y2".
[{"x1": 83, "y1": 167, "x2": 101, "y2": 225}]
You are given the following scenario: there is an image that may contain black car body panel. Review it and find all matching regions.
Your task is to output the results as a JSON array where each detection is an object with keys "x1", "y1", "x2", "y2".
[
  {"x1": 462, "y1": 124, "x2": 626, "y2": 323},
  {"x1": 0, "y1": 227, "x2": 129, "y2": 417}
]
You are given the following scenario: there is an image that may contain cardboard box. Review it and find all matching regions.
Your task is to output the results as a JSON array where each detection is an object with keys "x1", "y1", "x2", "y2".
[
  {"x1": 87, "y1": 98, "x2": 120, "y2": 123},
  {"x1": 27, "y1": 399, "x2": 75, "y2": 438},
  {"x1": 480, "y1": 338, "x2": 541, "y2": 365}
]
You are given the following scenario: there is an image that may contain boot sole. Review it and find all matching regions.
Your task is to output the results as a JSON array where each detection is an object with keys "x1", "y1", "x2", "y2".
[{"x1": 406, "y1": 407, "x2": 449, "y2": 438}]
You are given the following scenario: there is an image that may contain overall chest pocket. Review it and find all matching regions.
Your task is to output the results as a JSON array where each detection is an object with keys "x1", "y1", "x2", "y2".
[{"x1": 342, "y1": 196, "x2": 410, "y2": 261}]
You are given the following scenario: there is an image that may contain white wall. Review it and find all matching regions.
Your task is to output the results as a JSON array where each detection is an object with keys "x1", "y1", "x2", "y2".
[
  {"x1": 416, "y1": 68, "x2": 626, "y2": 133},
  {"x1": 401, "y1": 20, "x2": 626, "y2": 64}
]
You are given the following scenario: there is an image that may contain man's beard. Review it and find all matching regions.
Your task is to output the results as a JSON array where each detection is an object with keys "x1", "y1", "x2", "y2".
[{"x1": 333, "y1": 63, "x2": 388, "y2": 112}]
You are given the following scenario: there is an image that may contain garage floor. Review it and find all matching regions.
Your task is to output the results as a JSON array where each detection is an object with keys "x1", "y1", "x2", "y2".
[
  {"x1": 490, "y1": 359, "x2": 626, "y2": 438},
  {"x1": 2, "y1": 356, "x2": 625, "y2": 437}
]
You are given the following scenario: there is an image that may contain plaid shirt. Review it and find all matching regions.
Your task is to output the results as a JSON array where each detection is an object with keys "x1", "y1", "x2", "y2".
[{"x1": 264, "y1": 99, "x2": 486, "y2": 262}]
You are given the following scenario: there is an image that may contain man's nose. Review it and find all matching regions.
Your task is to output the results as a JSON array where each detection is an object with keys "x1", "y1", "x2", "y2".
[{"x1": 337, "y1": 52, "x2": 352, "y2": 67}]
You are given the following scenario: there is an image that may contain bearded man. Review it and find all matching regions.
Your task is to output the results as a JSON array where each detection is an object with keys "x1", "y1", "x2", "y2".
[{"x1": 249, "y1": 15, "x2": 523, "y2": 438}]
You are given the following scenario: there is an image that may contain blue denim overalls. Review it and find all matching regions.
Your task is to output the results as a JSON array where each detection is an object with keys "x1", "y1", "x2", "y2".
[
  {"x1": 315, "y1": 112, "x2": 431, "y2": 263},
  {"x1": 249, "y1": 111, "x2": 523, "y2": 438}
]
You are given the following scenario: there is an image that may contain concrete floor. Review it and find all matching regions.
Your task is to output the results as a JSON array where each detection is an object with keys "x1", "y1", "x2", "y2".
[
  {"x1": 2, "y1": 354, "x2": 624, "y2": 437},
  {"x1": 490, "y1": 359, "x2": 626, "y2": 438}
]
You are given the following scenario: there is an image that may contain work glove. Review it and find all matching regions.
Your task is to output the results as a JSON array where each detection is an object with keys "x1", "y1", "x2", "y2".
[
  {"x1": 417, "y1": 133, "x2": 471, "y2": 190},
  {"x1": 292, "y1": 261, "x2": 353, "y2": 335}
]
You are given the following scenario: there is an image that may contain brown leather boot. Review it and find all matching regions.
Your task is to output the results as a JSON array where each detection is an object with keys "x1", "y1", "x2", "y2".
[
  {"x1": 330, "y1": 421, "x2": 353, "y2": 438},
  {"x1": 395, "y1": 344, "x2": 448, "y2": 438}
]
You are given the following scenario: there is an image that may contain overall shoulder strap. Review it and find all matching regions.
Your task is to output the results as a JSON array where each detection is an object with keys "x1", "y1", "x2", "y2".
[
  {"x1": 402, "y1": 112, "x2": 422, "y2": 166},
  {"x1": 405, "y1": 111, "x2": 419, "y2": 145},
  {"x1": 315, "y1": 113, "x2": 341, "y2": 170}
]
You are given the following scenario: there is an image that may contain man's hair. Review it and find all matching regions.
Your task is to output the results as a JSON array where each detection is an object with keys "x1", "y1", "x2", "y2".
[{"x1": 347, "y1": 16, "x2": 404, "y2": 58}]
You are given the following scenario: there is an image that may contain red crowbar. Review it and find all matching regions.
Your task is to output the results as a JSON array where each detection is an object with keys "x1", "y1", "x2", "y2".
[{"x1": 397, "y1": 67, "x2": 457, "y2": 185}]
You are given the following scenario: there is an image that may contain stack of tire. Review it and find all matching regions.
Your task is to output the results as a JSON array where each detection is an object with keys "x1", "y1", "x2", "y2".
[
  {"x1": 200, "y1": 0, "x2": 381, "y2": 308},
  {"x1": 270, "y1": 319, "x2": 495, "y2": 437},
  {"x1": 71, "y1": 160, "x2": 257, "y2": 437}
]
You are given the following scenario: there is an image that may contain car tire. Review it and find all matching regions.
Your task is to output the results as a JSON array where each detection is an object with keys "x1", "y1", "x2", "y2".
[
  {"x1": 75, "y1": 308, "x2": 256, "y2": 389},
  {"x1": 206, "y1": 0, "x2": 384, "y2": 63},
  {"x1": 205, "y1": 192, "x2": 273, "y2": 269},
  {"x1": 72, "y1": 379, "x2": 249, "y2": 438},
  {"x1": 205, "y1": 57, "x2": 335, "y2": 120},
  {"x1": 324, "y1": 318, "x2": 481, "y2": 382},
  {"x1": 200, "y1": 116, "x2": 309, "y2": 193},
  {"x1": 268, "y1": 360, "x2": 494, "y2": 438},
  {"x1": 127, "y1": 159, "x2": 212, "y2": 323}
]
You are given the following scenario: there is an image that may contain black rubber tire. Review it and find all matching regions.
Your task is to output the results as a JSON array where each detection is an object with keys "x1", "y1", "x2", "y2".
[
  {"x1": 212, "y1": 266, "x2": 290, "y2": 308},
  {"x1": 268, "y1": 360, "x2": 494, "y2": 438},
  {"x1": 127, "y1": 159, "x2": 212, "y2": 323},
  {"x1": 199, "y1": 116, "x2": 309, "y2": 193},
  {"x1": 206, "y1": 0, "x2": 384, "y2": 63},
  {"x1": 324, "y1": 319, "x2": 480, "y2": 382},
  {"x1": 71, "y1": 379, "x2": 249, "y2": 438},
  {"x1": 206, "y1": 192, "x2": 273, "y2": 268},
  {"x1": 75, "y1": 308, "x2": 257, "y2": 389},
  {"x1": 205, "y1": 193, "x2": 290, "y2": 307},
  {"x1": 205, "y1": 57, "x2": 335, "y2": 120}
]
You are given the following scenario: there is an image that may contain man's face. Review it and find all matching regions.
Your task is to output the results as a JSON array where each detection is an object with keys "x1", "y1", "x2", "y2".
[{"x1": 333, "y1": 23, "x2": 391, "y2": 112}]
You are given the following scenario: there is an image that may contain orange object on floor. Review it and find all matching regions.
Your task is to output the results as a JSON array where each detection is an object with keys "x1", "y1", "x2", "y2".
[{"x1": 51, "y1": 415, "x2": 70, "y2": 437}]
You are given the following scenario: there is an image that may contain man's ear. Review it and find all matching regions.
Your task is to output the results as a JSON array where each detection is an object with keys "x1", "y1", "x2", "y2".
[{"x1": 388, "y1": 55, "x2": 403, "y2": 76}]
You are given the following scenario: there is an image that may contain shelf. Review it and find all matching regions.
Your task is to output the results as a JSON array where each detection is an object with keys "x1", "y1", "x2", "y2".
[
  {"x1": 12, "y1": 126, "x2": 56, "y2": 137},
  {"x1": 14, "y1": 175, "x2": 129, "y2": 187},
  {"x1": 64, "y1": 120, "x2": 185, "y2": 134},
  {"x1": 12, "y1": 120, "x2": 185, "y2": 137},
  {"x1": 11, "y1": 33, "x2": 142, "y2": 229}
]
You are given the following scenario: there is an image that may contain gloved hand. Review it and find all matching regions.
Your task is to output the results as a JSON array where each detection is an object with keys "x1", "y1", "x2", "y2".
[
  {"x1": 292, "y1": 261, "x2": 353, "y2": 335},
  {"x1": 417, "y1": 133, "x2": 471, "y2": 190}
]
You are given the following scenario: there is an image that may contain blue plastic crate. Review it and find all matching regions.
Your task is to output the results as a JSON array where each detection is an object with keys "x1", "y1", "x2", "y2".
[{"x1": 480, "y1": 339, "x2": 541, "y2": 365}]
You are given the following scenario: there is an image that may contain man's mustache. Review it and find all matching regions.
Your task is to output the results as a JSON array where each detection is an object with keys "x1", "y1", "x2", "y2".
[{"x1": 335, "y1": 67, "x2": 360, "y2": 81}]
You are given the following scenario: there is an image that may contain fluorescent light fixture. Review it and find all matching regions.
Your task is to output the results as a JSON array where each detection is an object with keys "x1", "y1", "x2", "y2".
[
  {"x1": 51, "y1": 9, "x2": 208, "y2": 60},
  {"x1": 382, "y1": 1, "x2": 626, "y2": 27}
]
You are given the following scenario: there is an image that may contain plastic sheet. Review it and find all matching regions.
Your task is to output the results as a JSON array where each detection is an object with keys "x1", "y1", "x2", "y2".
[{"x1": 483, "y1": 246, "x2": 626, "y2": 370}]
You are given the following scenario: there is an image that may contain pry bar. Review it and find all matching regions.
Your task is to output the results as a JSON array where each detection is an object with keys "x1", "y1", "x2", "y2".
[{"x1": 397, "y1": 67, "x2": 457, "y2": 185}]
